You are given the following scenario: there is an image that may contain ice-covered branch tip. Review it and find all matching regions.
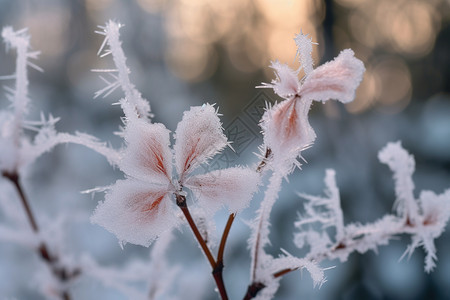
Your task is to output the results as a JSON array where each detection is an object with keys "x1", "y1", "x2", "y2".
[
  {"x1": 294, "y1": 142, "x2": 450, "y2": 274},
  {"x1": 378, "y1": 141, "x2": 419, "y2": 224},
  {"x1": 94, "y1": 21, "x2": 152, "y2": 121},
  {"x1": 1, "y1": 27, "x2": 42, "y2": 139}
]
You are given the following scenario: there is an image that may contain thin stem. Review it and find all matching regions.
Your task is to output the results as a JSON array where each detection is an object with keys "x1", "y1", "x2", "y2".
[
  {"x1": 217, "y1": 213, "x2": 235, "y2": 264},
  {"x1": 3, "y1": 171, "x2": 39, "y2": 232},
  {"x1": 273, "y1": 268, "x2": 297, "y2": 278},
  {"x1": 176, "y1": 193, "x2": 216, "y2": 268},
  {"x1": 2, "y1": 171, "x2": 79, "y2": 300},
  {"x1": 175, "y1": 193, "x2": 229, "y2": 300}
]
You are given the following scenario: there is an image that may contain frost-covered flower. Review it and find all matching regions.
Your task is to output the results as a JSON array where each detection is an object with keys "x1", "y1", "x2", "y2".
[
  {"x1": 92, "y1": 104, "x2": 259, "y2": 247},
  {"x1": 260, "y1": 33, "x2": 365, "y2": 165}
]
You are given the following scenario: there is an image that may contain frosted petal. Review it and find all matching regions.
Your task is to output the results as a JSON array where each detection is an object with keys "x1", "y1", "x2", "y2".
[
  {"x1": 185, "y1": 167, "x2": 259, "y2": 213},
  {"x1": 174, "y1": 104, "x2": 227, "y2": 180},
  {"x1": 260, "y1": 98, "x2": 316, "y2": 160},
  {"x1": 300, "y1": 49, "x2": 365, "y2": 104},
  {"x1": 91, "y1": 179, "x2": 176, "y2": 247},
  {"x1": 260, "y1": 61, "x2": 300, "y2": 98},
  {"x1": 121, "y1": 119, "x2": 172, "y2": 184}
]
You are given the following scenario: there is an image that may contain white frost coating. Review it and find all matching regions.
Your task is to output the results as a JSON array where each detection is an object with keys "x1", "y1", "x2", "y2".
[
  {"x1": 91, "y1": 179, "x2": 177, "y2": 247},
  {"x1": 297, "y1": 169, "x2": 344, "y2": 242},
  {"x1": 259, "y1": 61, "x2": 300, "y2": 98},
  {"x1": 300, "y1": 49, "x2": 365, "y2": 104},
  {"x1": 92, "y1": 105, "x2": 258, "y2": 246},
  {"x1": 290, "y1": 146, "x2": 450, "y2": 280},
  {"x1": 259, "y1": 44, "x2": 364, "y2": 168},
  {"x1": 378, "y1": 141, "x2": 419, "y2": 224},
  {"x1": 249, "y1": 171, "x2": 283, "y2": 283},
  {"x1": 272, "y1": 250, "x2": 325, "y2": 287},
  {"x1": 404, "y1": 189, "x2": 450, "y2": 272},
  {"x1": 120, "y1": 120, "x2": 173, "y2": 184},
  {"x1": 294, "y1": 32, "x2": 315, "y2": 76},
  {"x1": 23, "y1": 131, "x2": 121, "y2": 168},
  {"x1": 0, "y1": 27, "x2": 34, "y2": 172},
  {"x1": 186, "y1": 167, "x2": 260, "y2": 213},
  {"x1": 260, "y1": 97, "x2": 315, "y2": 171},
  {"x1": 0, "y1": 26, "x2": 120, "y2": 173},
  {"x1": 94, "y1": 21, "x2": 152, "y2": 121},
  {"x1": 174, "y1": 104, "x2": 228, "y2": 179},
  {"x1": 1, "y1": 27, "x2": 32, "y2": 123},
  {"x1": 189, "y1": 207, "x2": 218, "y2": 248}
]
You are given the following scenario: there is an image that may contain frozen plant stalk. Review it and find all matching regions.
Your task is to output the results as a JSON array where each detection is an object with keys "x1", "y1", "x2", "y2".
[
  {"x1": 247, "y1": 33, "x2": 364, "y2": 299},
  {"x1": 94, "y1": 21, "x2": 152, "y2": 121}
]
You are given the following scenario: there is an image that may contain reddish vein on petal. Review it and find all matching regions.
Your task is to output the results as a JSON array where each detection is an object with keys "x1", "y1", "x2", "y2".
[
  {"x1": 141, "y1": 194, "x2": 165, "y2": 213},
  {"x1": 182, "y1": 137, "x2": 201, "y2": 175}
]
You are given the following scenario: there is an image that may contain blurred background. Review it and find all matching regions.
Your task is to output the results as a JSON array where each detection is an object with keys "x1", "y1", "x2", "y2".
[{"x1": 0, "y1": 0, "x2": 449, "y2": 299}]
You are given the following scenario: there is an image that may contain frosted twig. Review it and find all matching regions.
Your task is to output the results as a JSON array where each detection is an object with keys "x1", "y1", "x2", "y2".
[
  {"x1": 378, "y1": 141, "x2": 419, "y2": 224},
  {"x1": 94, "y1": 21, "x2": 152, "y2": 121},
  {"x1": 249, "y1": 171, "x2": 283, "y2": 283}
]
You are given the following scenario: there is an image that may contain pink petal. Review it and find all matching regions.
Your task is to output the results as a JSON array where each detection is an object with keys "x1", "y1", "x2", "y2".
[
  {"x1": 260, "y1": 61, "x2": 300, "y2": 99},
  {"x1": 185, "y1": 167, "x2": 259, "y2": 213},
  {"x1": 121, "y1": 119, "x2": 172, "y2": 184},
  {"x1": 261, "y1": 98, "x2": 316, "y2": 158},
  {"x1": 300, "y1": 49, "x2": 365, "y2": 104},
  {"x1": 174, "y1": 104, "x2": 227, "y2": 180},
  {"x1": 91, "y1": 179, "x2": 176, "y2": 246}
]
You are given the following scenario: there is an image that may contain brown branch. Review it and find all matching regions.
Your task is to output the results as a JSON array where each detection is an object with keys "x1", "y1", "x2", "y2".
[
  {"x1": 175, "y1": 193, "x2": 228, "y2": 300},
  {"x1": 243, "y1": 282, "x2": 265, "y2": 300},
  {"x1": 217, "y1": 213, "x2": 235, "y2": 264},
  {"x1": 2, "y1": 171, "x2": 80, "y2": 300}
]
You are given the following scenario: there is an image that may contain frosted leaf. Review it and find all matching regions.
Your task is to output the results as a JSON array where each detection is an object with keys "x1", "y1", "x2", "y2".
[
  {"x1": 378, "y1": 141, "x2": 419, "y2": 223},
  {"x1": 185, "y1": 167, "x2": 259, "y2": 213},
  {"x1": 174, "y1": 104, "x2": 227, "y2": 179},
  {"x1": 299, "y1": 49, "x2": 365, "y2": 104},
  {"x1": 120, "y1": 119, "x2": 172, "y2": 184},
  {"x1": 294, "y1": 32, "x2": 315, "y2": 76},
  {"x1": 91, "y1": 179, "x2": 176, "y2": 247},
  {"x1": 260, "y1": 98, "x2": 315, "y2": 164},
  {"x1": 259, "y1": 61, "x2": 300, "y2": 98}
]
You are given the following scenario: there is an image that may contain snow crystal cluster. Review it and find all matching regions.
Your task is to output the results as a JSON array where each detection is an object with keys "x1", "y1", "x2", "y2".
[{"x1": 0, "y1": 21, "x2": 449, "y2": 300}]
